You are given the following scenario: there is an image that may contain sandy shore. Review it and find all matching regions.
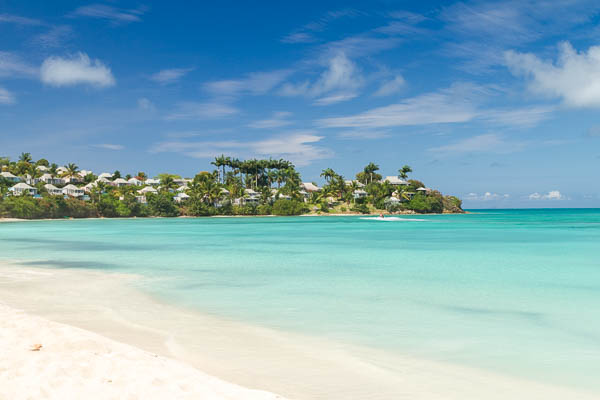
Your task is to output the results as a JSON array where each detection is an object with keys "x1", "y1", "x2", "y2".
[
  {"x1": 0, "y1": 303, "x2": 282, "y2": 400},
  {"x1": 0, "y1": 261, "x2": 598, "y2": 400}
]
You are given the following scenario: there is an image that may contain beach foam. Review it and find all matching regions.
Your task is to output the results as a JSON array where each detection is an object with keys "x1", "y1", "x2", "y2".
[{"x1": 359, "y1": 216, "x2": 427, "y2": 221}]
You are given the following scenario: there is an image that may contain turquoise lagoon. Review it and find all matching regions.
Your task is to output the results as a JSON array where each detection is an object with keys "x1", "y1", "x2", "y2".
[{"x1": 1, "y1": 209, "x2": 599, "y2": 392}]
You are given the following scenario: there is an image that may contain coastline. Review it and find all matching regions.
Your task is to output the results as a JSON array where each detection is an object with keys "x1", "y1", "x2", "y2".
[
  {"x1": 0, "y1": 261, "x2": 597, "y2": 400},
  {"x1": 0, "y1": 210, "x2": 466, "y2": 223}
]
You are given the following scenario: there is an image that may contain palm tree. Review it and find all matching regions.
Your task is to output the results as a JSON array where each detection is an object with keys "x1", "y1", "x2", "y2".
[
  {"x1": 398, "y1": 165, "x2": 412, "y2": 180},
  {"x1": 62, "y1": 163, "x2": 79, "y2": 181},
  {"x1": 137, "y1": 171, "x2": 147, "y2": 181},
  {"x1": 363, "y1": 162, "x2": 379, "y2": 184},
  {"x1": 19, "y1": 152, "x2": 32, "y2": 164},
  {"x1": 320, "y1": 168, "x2": 336, "y2": 183},
  {"x1": 211, "y1": 155, "x2": 227, "y2": 184}
]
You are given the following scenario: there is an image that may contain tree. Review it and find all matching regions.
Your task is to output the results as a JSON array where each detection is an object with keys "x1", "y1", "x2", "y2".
[
  {"x1": 62, "y1": 163, "x2": 79, "y2": 180},
  {"x1": 398, "y1": 165, "x2": 412, "y2": 180},
  {"x1": 363, "y1": 162, "x2": 380, "y2": 184},
  {"x1": 19, "y1": 152, "x2": 32, "y2": 164},
  {"x1": 320, "y1": 168, "x2": 336, "y2": 183},
  {"x1": 113, "y1": 170, "x2": 121, "y2": 179}
]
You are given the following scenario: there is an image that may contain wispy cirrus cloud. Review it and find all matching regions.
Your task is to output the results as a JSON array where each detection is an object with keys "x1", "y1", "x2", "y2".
[
  {"x1": 40, "y1": 53, "x2": 115, "y2": 87},
  {"x1": 70, "y1": 4, "x2": 146, "y2": 24},
  {"x1": 0, "y1": 13, "x2": 42, "y2": 26},
  {"x1": 465, "y1": 192, "x2": 510, "y2": 201},
  {"x1": 317, "y1": 83, "x2": 479, "y2": 128},
  {"x1": 150, "y1": 131, "x2": 333, "y2": 166},
  {"x1": 0, "y1": 87, "x2": 15, "y2": 104},
  {"x1": 248, "y1": 111, "x2": 293, "y2": 129},
  {"x1": 505, "y1": 42, "x2": 600, "y2": 108},
  {"x1": 94, "y1": 143, "x2": 124, "y2": 151},
  {"x1": 0, "y1": 52, "x2": 38, "y2": 78},
  {"x1": 280, "y1": 52, "x2": 363, "y2": 105},
  {"x1": 204, "y1": 69, "x2": 291, "y2": 98},
  {"x1": 373, "y1": 75, "x2": 405, "y2": 97},
  {"x1": 150, "y1": 68, "x2": 194, "y2": 84},
  {"x1": 428, "y1": 133, "x2": 527, "y2": 155},
  {"x1": 34, "y1": 25, "x2": 74, "y2": 48},
  {"x1": 166, "y1": 101, "x2": 238, "y2": 120}
]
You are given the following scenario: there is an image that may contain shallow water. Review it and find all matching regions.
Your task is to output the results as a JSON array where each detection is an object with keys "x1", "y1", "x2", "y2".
[{"x1": 1, "y1": 209, "x2": 599, "y2": 392}]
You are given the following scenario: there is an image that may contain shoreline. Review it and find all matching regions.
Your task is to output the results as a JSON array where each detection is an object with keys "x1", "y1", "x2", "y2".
[
  {"x1": 1, "y1": 261, "x2": 597, "y2": 400},
  {"x1": 0, "y1": 210, "x2": 466, "y2": 223}
]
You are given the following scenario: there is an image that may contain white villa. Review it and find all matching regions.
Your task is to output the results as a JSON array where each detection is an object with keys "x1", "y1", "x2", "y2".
[
  {"x1": 38, "y1": 173, "x2": 64, "y2": 185},
  {"x1": 138, "y1": 186, "x2": 158, "y2": 194},
  {"x1": 301, "y1": 182, "x2": 321, "y2": 192},
  {"x1": 44, "y1": 184, "x2": 63, "y2": 196},
  {"x1": 128, "y1": 177, "x2": 143, "y2": 186},
  {"x1": 9, "y1": 183, "x2": 37, "y2": 196},
  {"x1": 98, "y1": 172, "x2": 113, "y2": 180},
  {"x1": 1, "y1": 171, "x2": 20, "y2": 182},
  {"x1": 384, "y1": 176, "x2": 408, "y2": 186},
  {"x1": 62, "y1": 184, "x2": 85, "y2": 197},
  {"x1": 416, "y1": 187, "x2": 431, "y2": 193},
  {"x1": 174, "y1": 192, "x2": 190, "y2": 203},
  {"x1": 145, "y1": 178, "x2": 160, "y2": 186},
  {"x1": 112, "y1": 178, "x2": 128, "y2": 187},
  {"x1": 36, "y1": 165, "x2": 49, "y2": 172},
  {"x1": 345, "y1": 180, "x2": 365, "y2": 188},
  {"x1": 353, "y1": 189, "x2": 368, "y2": 199}
]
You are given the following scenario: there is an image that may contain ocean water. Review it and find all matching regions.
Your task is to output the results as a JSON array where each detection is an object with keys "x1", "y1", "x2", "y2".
[{"x1": 1, "y1": 209, "x2": 599, "y2": 392}]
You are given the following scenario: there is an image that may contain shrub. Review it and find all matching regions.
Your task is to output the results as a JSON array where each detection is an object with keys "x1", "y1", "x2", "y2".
[
  {"x1": 271, "y1": 199, "x2": 307, "y2": 216},
  {"x1": 147, "y1": 193, "x2": 179, "y2": 217},
  {"x1": 350, "y1": 203, "x2": 370, "y2": 214},
  {"x1": 407, "y1": 194, "x2": 443, "y2": 213}
]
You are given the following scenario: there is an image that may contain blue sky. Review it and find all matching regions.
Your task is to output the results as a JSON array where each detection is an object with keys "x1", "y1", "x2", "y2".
[{"x1": 1, "y1": 1, "x2": 600, "y2": 208}]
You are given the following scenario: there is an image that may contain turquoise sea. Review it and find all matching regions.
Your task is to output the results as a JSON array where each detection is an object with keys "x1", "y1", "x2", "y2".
[{"x1": 1, "y1": 209, "x2": 599, "y2": 392}]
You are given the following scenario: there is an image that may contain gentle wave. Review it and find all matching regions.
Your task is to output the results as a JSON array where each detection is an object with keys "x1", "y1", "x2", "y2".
[{"x1": 359, "y1": 217, "x2": 427, "y2": 222}]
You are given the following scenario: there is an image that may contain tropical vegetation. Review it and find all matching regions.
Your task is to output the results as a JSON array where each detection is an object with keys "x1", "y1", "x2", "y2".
[{"x1": 0, "y1": 153, "x2": 462, "y2": 219}]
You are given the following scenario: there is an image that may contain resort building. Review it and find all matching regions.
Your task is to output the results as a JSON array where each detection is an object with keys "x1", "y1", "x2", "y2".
[
  {"x1": 416, "y1": 187, "x2": 431, "y2": 194},
  {"x1": 301, "y1": 182, "x2": 321, "y2": 192},
  {"x1": 112, "y1": 178, "x2": 129, "y2": 187},
  {"x1": 0, "y1": 171, "x2": 20, "y2": 182},
  {"x1": 145, "y1": 178, "x2": 160, "y2": 186},
  {"x1": 345, "y1": 180, "x2": 365, "y2": 188},
  {"x1": 43, "y1": 184, "x2": 63, "y2": 196},
  {"x1": 138, "y1": 186, "x2": 158, "y2": 195},
  {"x1": 36, "y1": 165, "x2": 49, "y2": 172},
  {"x1": 128, "y1": 177, "x2": 143, "y2": 186},
  {"x1": 38, "y1": 173, "x2": 64, "y2": 185},
  {"x1": 135, "y1": 195, "x2": 147, "y2": 204},
  {"x1": 353, "y1": 189, "x2": 368, "y2": 199},
  {"x1": 174, "y1": 192, "x2": 190, "y2": 203},
  {"x1": 384, "y1": 176, "x2": 408, "y2": 186},
  {"x1": 9, "y1": 182, "x2": 37, "y2": 196},
  {"x1": 62, "y1": 184, "x2": 85, "y2": 198},
  {"x1": 98, "y1": 172, "x2": 113, "y2": 180}
]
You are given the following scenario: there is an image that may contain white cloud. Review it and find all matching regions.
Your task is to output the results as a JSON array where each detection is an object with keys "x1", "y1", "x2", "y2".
[
  {"x1": 137, "y1": 97, "x2": 155, "y2": 111},
  {"x1": 337, "y1": 130, "x2": 390, "y2": 140},
  {"x1": 94, "y1": 144, "x2": 124, "y2": 150},
  {"x1": 0, "y1": 87, "x2": 15, "y2": 104},
  {"x1": 528, "y1": 190, "x2": 565, "y2": 200},
  {"x1": 318, "y1": 84, "x2": 477, "y2": 128},
  {"x1": 0, "y1": 52, "x2": 38, "y2": 78},
  {"x1": 281, "y1": 32, "x2": 316, "y2": 43},
  {"x1": 150, "y1": 131, "x2": 333, "y2": 166},
  {"x1": 205, "y1": 70, "x2": 291, "y2": 97},
  {"x1": 280, "y1": 52, "x2": 363, "y2": 104},
  {"x1": 428, "y1": 133, "x2": 527, "y2": 155},
  {"x1": 373, "y1": 75, "x2": 405, "y2": 97},
  {"x1": 505, "y1": 42, "x2": 600, "y2": 107},
  {"x1": 465, "y1": 192, "x2": 510, "y2": 201},
  {"x1": 34, "y1": 25, "x2": 73, "y2": 48},
  {"x1": 40, "y1": 53, "x2": 115, "y2": 87},
  {"x1": 248, "y1": 111, "x2": 293, "y2": 129},
  {"x1": 150, "y1": 68, "x2": 193, "y2": 84},
  {"x1": 0, "y1": 13, "x2": 41, "y2": 25},
  {"x1": 166, "y1": 102, "x2": 238, "y2": 120},
  {"x1": 482, "y1": 105, "x2": 556, "y2": 127},
  {"x1": 71, "y1": 4, "x2": 145, "y2": 24}
]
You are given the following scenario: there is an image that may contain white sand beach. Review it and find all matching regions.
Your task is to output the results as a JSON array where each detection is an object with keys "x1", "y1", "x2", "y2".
[
  {"x1": 0, "y1": 303, "x2": 283, "y2": 400},
  {"x1": 1, "y1": 262, "x2": 598, "y2": 400}
]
